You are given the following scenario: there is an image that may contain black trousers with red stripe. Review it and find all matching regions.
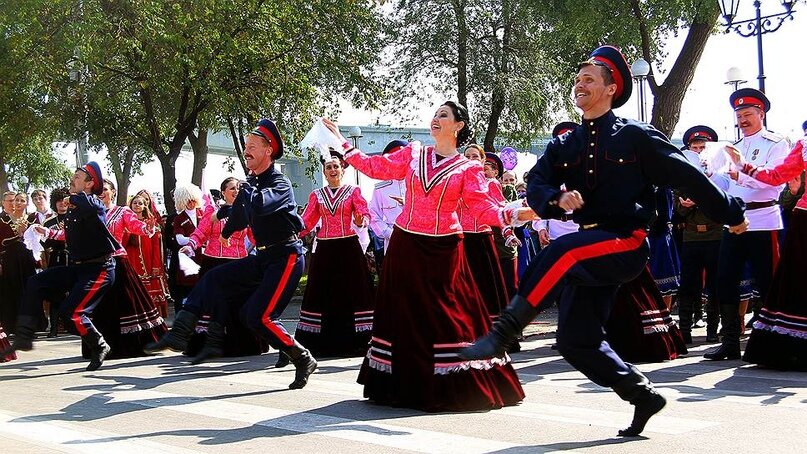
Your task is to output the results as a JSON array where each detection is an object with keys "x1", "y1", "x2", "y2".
[
  {"x1": 20, "y1": 259, "x2": 116, "y2": 336},
  {"x1": 715, "y1": 229, "x2": 779, "y2": 309},
  {"x1": 517, "y1": 228, "x2": 649, "y2": 387},
  {"x1": 183, "y1": 251, "x2": 304, "y2": 350}
]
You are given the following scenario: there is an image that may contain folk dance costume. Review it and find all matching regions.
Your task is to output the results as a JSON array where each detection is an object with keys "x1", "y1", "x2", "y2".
[
  {"x1": 42, "y1": 210, "x2": 70, "y2": 337},
  {"x1": 738, "y1": 139, "x2": 807, "y2": 370},
  {"x1": 344, "y1": 140, "x2": 524, "y2": 412},
  {"x1": 647, "y1": 188, "x2": 681, "y2": 298},
  {"x1": 486, "y1": 154, "x2": 519, "y2": 300},
  {"x1": 183, "y1": 203, "x2": 268, "y2": 358},
  {"x1": 82, "y1": 204, "x2": 167, "y2": 359},
  {"x1": 146, "y1": 119, "x2": 317, "y2": 390},
  {"x1": 705, "y1": 88, "x2": 789, "y2": 361},
  {"x1": 2, "y1": 162, "x2": 118, "y2": 371},
  {"x1": 462, "y1": 47, "x2": 745, "y2": 436},
  {"x1": 0, "y1": 212, "x2": 38, "y2": 333},
  {"x1": 171, "y1": 204, "x2": 205, "y2": 309},
  {"x1": 605, "y1": 267, "x2": 688, "y2": 363},
  {"x1": 125, "y1": 193, "x2": 170, "y2": 317},
  {"x1": 0, "y1": 322, "x2": 14, "y2": 362},
  {"x1": 295, "y1": 183, "x2": 375, "y2": 357},
  {"x1": 458, "y1": 178, "x2": 510, "y2": 326}
]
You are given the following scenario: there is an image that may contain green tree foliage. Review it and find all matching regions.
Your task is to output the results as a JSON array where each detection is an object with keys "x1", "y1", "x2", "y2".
[
  {"x1": 4, "y1": 0, "x2": 386, "y2": 213},
  {"x1": 532, "y1": 0, "x2": 720, "y2": 136},
  {"x1": 0, "y1": 3, "x2": 72, "y2": 191}
]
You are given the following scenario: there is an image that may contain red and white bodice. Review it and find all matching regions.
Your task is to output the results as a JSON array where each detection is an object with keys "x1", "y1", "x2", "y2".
[
  {"x1": 344, "y1": 141, "x2": 503, "y2": 236},
  {"x1": 188, "y1": 207, "x2": 255, "y2": 259},
  {"x1": 747, "y1": 138, "x2": 807, "y2": 211},
  {"x1": 106, "y1": 205, "x2": 153, "y2": 257},
  {"x1": 459, "y1": 178, "x2": 506, "y2": 233},
  {"x1": 300, "y1": 184, "x2": 370, "y2": 239}
]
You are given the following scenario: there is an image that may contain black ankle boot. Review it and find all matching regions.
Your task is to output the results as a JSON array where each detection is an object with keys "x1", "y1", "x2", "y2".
[
  {"x1": 704, "y1": 304, "x2": 741, "y2": 360},
  {"x1": 681, "y1": 330, "x2": 692, "y2": 345},
  {"x1": 144, "y1": 310, "x2": 198, "y2": 354},
  {"x1": 275, "y1": 351, "x2": 290, "y2": 368},
  {"x1": 191, "y1": 321, "x2": 225, "y2": 364},
  {"x1": 460, "y1": 295, "x2": 536, "y2": 360},
  {"x1": 0, "y1": 316, "x2": 37, "y2": 356},
  {"x1": 83, "y1": 329, "x2": 111, "y2": 371},
  {"x1": 282, "y1": 340, "x2": 317, "y2": 389},
  {"x1": 613, "y1": 365, "x2": 667, "y2": 437}
]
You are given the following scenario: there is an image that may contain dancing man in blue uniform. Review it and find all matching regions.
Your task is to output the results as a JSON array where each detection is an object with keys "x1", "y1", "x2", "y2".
[
  {"x1": 146, "y1": 119, "x2": 317, "y2": 390},
  {"x1": 1, "y1": 162, "x2": 119, "y2": 371},
  {"x1": 461, "y1": 46, "x2": 748, "y2": 436}
]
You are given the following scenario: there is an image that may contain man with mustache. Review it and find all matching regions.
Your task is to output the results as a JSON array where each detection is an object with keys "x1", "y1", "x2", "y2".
[
  {"x1": 146, "y1": 119, "x2": 317, "y2": 390},
  {"x1": 1, "y1": 162, "x2": 119, "y2": 371},
  {"x1": 462, "y1": 45, "x2": 748, "y2": 437},
  {"x1": 703, "y1": 88, "x2": 789, "y2": 361}
]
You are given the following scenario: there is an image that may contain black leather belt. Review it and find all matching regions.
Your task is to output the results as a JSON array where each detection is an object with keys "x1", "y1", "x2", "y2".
[
  {"x1": 745, "y1": 200, "x2": 777, "y2": 210},
  {"x1": 256, "y1": 234, "x2": 299, "y2": 251},
  {"x1": 685, "y1": 223, "x2": 716, "y2": 233},
  {"x1": 72, "y1": 254, "x2": 112, "y2": 265},
  {"x1": 559, "y1": 213, "x2": 573, "y2": 222}
]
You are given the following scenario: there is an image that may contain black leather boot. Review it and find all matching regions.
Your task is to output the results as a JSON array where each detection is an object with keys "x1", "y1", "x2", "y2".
[
  {"x1": 705, "y1": 300, "x2": 719, "y2": 342},
  {"x1": 275, "y1": 351, "x2": 290, "y2": 368},
  {"x1": 83, "y1": 329, "x2": 111, "y2": 371},
  {"x1": 282, "y1": 340, "x2": 317, "y2": 389},
  {"x1": 144, "y1": 310, "x2": 198, "y2": 354},
  {"x1": 613, "y1": 365, "x2": 667, "y2": 437},
  {"x1": 704, "y1": 304, "x2": 741, "y2": 360},
  {"x1": 459, "y1": 295, "x2": 536, "y2": 360},
  {"x1": 0, "y1": 316, "x2": 38, "y2": 356},
  {"x1": 678, "y1": 294, "x2": 694, "y2": 344},
  {"x1": 191, "y1": 321, "x2": 225, "y2": 365}
]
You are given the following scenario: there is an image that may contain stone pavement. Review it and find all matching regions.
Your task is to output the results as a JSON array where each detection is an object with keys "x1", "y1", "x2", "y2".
[{"x1": 1, "y1": 301, "x2": 805, "y2": 453}]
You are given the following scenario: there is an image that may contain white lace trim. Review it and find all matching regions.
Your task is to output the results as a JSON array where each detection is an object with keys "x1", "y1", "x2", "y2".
[
  {"x1": 753, "y1": 321, "x2": 807, "y2": 340},
  {"x1": 434, "y1": 355, "x2": 510, "y2": 375}
]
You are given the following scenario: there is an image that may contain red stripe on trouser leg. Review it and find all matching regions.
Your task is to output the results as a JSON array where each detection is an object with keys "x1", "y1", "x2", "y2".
[
  {"x1": 71, "y1": 269, "x2": 109, "y2": 336},
  {"x1": 261, "y1": 254, "x2": 298, "y2": 347},
  {"x1": 525, "y1": 230, "x2": 646, "y2": 307},
  {"x1": 771, "y1": 231, "x2": 780, "y2": 271}
]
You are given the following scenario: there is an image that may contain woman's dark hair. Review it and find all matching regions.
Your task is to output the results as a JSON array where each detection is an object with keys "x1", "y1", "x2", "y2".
[
  {"x1": 319, "y1": 148, "x2": 349, "y2": 169},
  {"x1": 49, "y1": 187, "x2": 70, "y2": 211},
  {"x1": 441, "y1": 101, "x2": 473, "y2": 148},
  {"x1": 220, "y1": 176, "x2": 239, "y2": 192},
  {"x1": 103, "y1": 178, "x2": 116, "y2": 192}
]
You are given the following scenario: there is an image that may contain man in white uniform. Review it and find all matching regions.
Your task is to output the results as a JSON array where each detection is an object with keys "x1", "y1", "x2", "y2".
[
  {"x1": 368, "y1": 140, "x2": 408, "y2": 258},
  {"x1": 704, "y1": 88, "x2": 789, "y2": 360}
]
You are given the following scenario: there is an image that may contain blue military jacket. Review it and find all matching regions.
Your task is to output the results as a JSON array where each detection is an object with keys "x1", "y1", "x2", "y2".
[
  {"x1": 527, "y1": 111, "x2": 745, "y2": 232},
  {"x1": 64, "y1": 192, "x2": 119, "y2": 262},
  {"x1": 223, "y1": 164, "x2": 304, "y2": 255}
]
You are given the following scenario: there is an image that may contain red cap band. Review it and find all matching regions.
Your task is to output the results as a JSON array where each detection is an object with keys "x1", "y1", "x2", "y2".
[
  {"x1": 592, "y1": 56, "x2": 623, "y2": 100},
  {"x1": 82, "y1": 164, "x2": 100, "y2": 185},
  {"x1": 256, "y1": 125, "x2": 279, "y2": 157},
  {"x1": 734, "y1": 96, "x2": 763, "y2": 109}
]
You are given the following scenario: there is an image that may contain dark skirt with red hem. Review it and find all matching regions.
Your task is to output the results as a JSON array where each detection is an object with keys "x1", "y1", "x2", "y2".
[
  {"x1": 357, "y1": 228, "x2": 525, "y2": 412},
  {"x1": 605, "y1": 267, "x2": 687, "y2": 363},
  {"x1": 184, "y1": 255, "x2": 269, "y2": 358},
  {"x1": 84, "y1": 256, "x2": 167, "y2": 359},
  {"x1": 463, "y1": 232, "x2": 508, "y2": 324},
  {"x1": 294, "y1": 235, "x2": 374, "y2": 357},
  {"x1": 0, "y1": 322, "x2": 15, "y2": 362},
  {"x1": 744, "y1": 208, "x2": 807, "y2": 370}
]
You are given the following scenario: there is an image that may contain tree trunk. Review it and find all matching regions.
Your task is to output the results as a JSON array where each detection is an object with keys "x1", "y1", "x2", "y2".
[
  {"x1": 0, "y1": 154, "x2": 8, "y2": 193},
  {"x1": 453, "y1": 0, "x2": 469, "y2": 107},
  {"x1": 483, "y1": 0, "x2": 512, "y2": 153},
  {"x1": 157, "y1": 152, "x2": 179, "y2": 216},
  {"x1": 108, "y1": 145, "x2": 135, "y2": 205},
  {"x1": 631, "y1": 0, "x2": 718, "y2": 137},
  {"x1": 226, "y1": 116, "x2": 249, "y2": 174},
  {"x1": 188, "y1": 128, "x2": 209, "y2": 187}
]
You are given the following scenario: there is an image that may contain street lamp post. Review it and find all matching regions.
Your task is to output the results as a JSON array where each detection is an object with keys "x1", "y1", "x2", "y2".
[
  {"x1": 630, "y1": 59, "x2": 651, "y2": 123},
  {"x1": 718, "y1": 0, "x2": 797, "y2": 93},
  {"x1": 724, "y1": 66, "x2": 748, "y2": 141},
  {"x1": 348, "y1": 126, "x2": 363, "y2": 185}
]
